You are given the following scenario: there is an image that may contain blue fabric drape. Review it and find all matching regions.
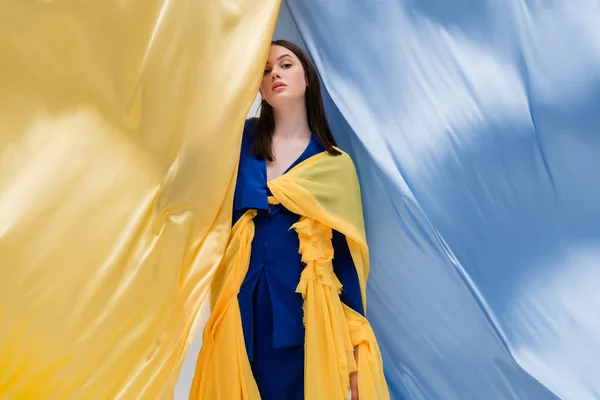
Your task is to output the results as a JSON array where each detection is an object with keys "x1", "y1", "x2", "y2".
[{"x1": 282, "y1": 1, "x2": 600, "y2": 399}]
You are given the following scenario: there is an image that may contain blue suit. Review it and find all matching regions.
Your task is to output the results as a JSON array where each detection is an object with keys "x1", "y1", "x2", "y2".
[{"x1": 233, "y1": 119, "x2": 364, "y2": 399}]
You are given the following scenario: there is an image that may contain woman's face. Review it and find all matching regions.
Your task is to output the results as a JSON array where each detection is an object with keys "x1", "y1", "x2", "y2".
[{"x1": 260, "y1": 45, "x2": 307, "y2": 108}]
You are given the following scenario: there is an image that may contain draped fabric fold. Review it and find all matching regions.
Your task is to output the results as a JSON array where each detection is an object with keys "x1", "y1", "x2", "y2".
[
  {"x1": 0, "y1": 1, "x2": 281, "y2": 397},
  {"x1": 191, "y1": 150, "x2": 388, "y2": 399},
  {"x1": 283, "y1": 2, "x2": 600, "y2": 399},
  {"x1": 191, "y1": 210, "x2": 260, "y2": 399},
  {"x1": 345, "y1": 307, "x2": 389, "y2": 400},
  {"x1": 293, "y1": 217, "x2": 356, "y2": 399}
]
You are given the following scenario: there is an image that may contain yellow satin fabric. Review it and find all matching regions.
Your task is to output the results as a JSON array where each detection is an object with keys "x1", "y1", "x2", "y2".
[
  {"x1": 0, "y1": 1, "x2": 280, "y2": 398},
  {"x1": 191, "y1": 151, "x2": 389, "y2": 399}
]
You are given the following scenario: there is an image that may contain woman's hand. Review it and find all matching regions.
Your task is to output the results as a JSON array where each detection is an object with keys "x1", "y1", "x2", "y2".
[
  {"x1": 350, "y1": 371, "x2": 359, "y2": 400},
  {"x1": 350, "y1": 346, "x2": 359, "y2": 399}
]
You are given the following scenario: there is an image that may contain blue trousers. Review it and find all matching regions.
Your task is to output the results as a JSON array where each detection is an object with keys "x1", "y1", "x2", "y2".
[{"x1": 248, "y1": 269, "x2": 304, "y2": 400}]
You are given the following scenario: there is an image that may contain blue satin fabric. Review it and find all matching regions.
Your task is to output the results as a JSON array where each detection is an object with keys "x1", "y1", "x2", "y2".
[
  {"x1": 276, "y1": 1, "x2": 600, "y2": 399},
  {"x1": 233, "y1": 118, "x2": 364, "y2": 398}
]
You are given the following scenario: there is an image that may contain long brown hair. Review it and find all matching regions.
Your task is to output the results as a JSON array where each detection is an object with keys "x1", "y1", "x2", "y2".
[{"x1": 252, "y1": 40, "x2": 341, "y2": 161}]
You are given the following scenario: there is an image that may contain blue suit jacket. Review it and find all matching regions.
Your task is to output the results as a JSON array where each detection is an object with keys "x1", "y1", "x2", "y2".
[{"x1": 234, "y1": 118, "x2": 364, "y2": 361}]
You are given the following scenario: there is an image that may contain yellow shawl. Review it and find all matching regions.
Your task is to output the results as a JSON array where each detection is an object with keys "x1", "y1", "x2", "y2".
[{"x1": 189, "y1": 150, "x2": 389, "y2": 399}]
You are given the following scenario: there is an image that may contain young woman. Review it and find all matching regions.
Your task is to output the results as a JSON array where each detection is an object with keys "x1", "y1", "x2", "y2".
[{"x1": 191, "y1": 40, "x2": 388, "y2": 400}]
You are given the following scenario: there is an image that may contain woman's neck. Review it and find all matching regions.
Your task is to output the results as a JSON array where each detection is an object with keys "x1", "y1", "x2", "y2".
[{"x1": 272, "y1": 101, "x2": 311, "y2": 140}]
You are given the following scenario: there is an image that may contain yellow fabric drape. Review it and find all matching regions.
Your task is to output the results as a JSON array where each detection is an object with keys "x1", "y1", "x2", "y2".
[
  {"x1": 293, "y1": 216, "x2": 357, "y2": 399},
  {"x1": 0, "y1": 1, "x2": 281, "y2": 398},
  {"x1": 191, "y1": 210, "x2": 261, "y2": 398},
  {"x1": 191, "y1": 151, "x2": 389, "y2": 399}
]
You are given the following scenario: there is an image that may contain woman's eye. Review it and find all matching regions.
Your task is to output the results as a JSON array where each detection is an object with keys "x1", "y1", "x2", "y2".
[
  {"x1": 263, "y1": 69, "x2": 271, "y2": 75},
  {"x1": 282, "y1": 63, "x2": 292, "y2": 68}
]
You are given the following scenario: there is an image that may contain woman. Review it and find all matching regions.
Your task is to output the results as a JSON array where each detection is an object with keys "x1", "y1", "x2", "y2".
[{"x1": 191, "y1": 40, "x2": 388, "y2": 400}]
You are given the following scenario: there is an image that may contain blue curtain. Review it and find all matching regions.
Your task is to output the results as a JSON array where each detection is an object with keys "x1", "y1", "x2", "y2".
[{"x1": 283, "y1": 1, "x2": 600, "y2": 399}]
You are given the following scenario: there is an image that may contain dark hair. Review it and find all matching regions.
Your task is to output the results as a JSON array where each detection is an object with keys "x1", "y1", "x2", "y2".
[{"x1": 252, "y1": 39, "x2": 341, "y2": 161}]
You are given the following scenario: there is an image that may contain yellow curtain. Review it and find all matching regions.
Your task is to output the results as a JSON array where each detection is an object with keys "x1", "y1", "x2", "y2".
[{"x1": 0, "y1": 0, "x2": 281, "y2": 398}]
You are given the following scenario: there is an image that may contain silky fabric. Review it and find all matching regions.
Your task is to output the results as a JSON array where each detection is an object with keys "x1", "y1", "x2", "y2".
[
  {"x1": 284, "y1": 1, "x2": 600, "y2": 399},
  {"x1": 190, "y1": 150, "x2": 388, "y2": 399},
  {"x1": 0, "y1": 1, "x2": 281, "y2": 398},
  {"x1": 234, "y1": 118, "x2": 364, "y2": 365}
]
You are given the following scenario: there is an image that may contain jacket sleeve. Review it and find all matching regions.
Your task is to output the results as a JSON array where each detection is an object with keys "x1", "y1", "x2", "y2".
[{"x1": 332, "y1": 229, "x2": 364, "y2": 316}]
